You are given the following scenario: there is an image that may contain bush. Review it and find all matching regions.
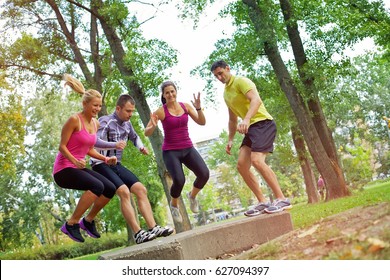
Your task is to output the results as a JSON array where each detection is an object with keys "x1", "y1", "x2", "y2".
[{"x1": 0, "y1": 232, "x2": 127, "y2": 260}]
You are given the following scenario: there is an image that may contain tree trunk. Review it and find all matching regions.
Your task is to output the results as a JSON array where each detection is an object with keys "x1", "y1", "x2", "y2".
[
  {"x1": 121, "y1": 195, "x2": 137, "y2": 245},
  {"x1": 92, "y1": 0, "x2": 191, "y2": 232},
  {"x1": 46, "y1": 0, "x2": 109, "y2": 115},
  {"x1": 291, "y1": 125, "x2": 319, "y2": 203},
  {"x1": 89, "y1": 11, "x2": 108, "y2": 116},
  {"x1": 242, "y1": 0, "x2": 349, "y2": 200},
  {"x1": 45, "y1": 0, "x2": 94, "y2": 85},
  {"x1": 278, "y1": 0, "x2": 348, "y2": 199}
]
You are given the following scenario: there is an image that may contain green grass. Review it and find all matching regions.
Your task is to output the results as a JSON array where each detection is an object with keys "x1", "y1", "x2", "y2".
[
  {"x1": 73, "y1": 181, "x2": 390, "y2": 260},
  {"x1": 4, "y1": 181, "x2": 388, "y2": 260},
  {"x1": 234, "y1": 181, "x2": 390, "y2": 260},
  {"x1": 72, "y1": 248, "x2": 121, "y2": 260},
  {"x1": 290, "y1": 181, "x2": 390, "y2": 229},
  {"x1": 70, "y1": 240, "x2": 129, "y2": 260},
  {"x1": 0, "y1": 232, "x2": 128, "y2": 260}
]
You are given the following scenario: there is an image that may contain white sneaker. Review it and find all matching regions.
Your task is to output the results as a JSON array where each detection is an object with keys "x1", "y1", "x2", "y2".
[
  {"x1": 186, "y1": 191, "x2": 199, "y2": 213},
  {"x1": 149, "y1": 225, "x2": 174, "y2": 237},
  {"x1": 170, "y1": 203, "x2": 183, "y2": 223},
  {"x1": 264, "y1": 199, "x2": 292, "y2": 214}
]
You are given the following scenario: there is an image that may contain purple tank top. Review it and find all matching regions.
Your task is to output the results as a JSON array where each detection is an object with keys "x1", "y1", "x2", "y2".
[
  {"x1": 53, "y1": 114, "x2": 97, "y2": 174},
  {"x1": 161, "y1": 102, "x2": 193, "y2": 151}
]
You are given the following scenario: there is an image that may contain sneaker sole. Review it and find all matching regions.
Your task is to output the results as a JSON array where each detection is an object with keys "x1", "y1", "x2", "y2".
[
  {"x1": 161, "y1": 229, "x2": 174, "y2": 237},
  {"x1": 152, "y1": 230, "x2": 172, "y2": 238},
  {"x1": 60, "y1": 224, "x2": 84, "y2": 243},
  {"x1": 136, "y1": 234, "x2": 157, "y2": 244},
  {"x1": 264, "y1": 208, "x2": 283, "y2": 214},
  {"x1": 265, "y1": 205, "x2": 292, "y2": 214},
  {"x1": 80, "y1": 220, "x2": 100, "y2": 238},
  {"x1": 244, "y1": 209, "x2": 265, "y2": 217},
  {"x1": 148, "y1": 234, "x2": 157, "y2": 241}
]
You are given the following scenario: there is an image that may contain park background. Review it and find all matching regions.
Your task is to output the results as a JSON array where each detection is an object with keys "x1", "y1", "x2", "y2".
[{"x1": 0, "y1": 0, "x2": 389, "y2": 260}]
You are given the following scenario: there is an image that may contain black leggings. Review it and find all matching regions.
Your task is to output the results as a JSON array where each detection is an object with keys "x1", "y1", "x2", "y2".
[
  {"x1": 163, "y1": 147, "x2": 209, "y2": 198},
  {"x1": 53, "y1": 167, "x2": 116, "y2": 199}
]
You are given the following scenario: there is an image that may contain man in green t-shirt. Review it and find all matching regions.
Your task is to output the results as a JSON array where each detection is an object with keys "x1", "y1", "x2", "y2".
[{"x1": 211, "y1": 60, "x2": 291, "y2": 216}]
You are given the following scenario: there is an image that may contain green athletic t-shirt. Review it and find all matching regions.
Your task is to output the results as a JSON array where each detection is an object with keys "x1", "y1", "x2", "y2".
[{"x1": 224, "y1": 75, "x2": 273, "y2": 125}]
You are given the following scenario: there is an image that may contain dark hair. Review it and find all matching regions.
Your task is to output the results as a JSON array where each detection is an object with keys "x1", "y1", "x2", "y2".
[
  {"x1": 210, "y1": 60, "x2": 229, "y2": 72},
  {"x1": 160, "y1": 80, "x2": 177, "y2": 105},
  {"x1": 116, "y1": 94, "x2": 135, "y2": 107}
]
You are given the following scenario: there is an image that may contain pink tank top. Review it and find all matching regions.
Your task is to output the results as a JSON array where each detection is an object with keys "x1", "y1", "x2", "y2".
[
  {"x1": 53, "y1": 114, "x2": 97, "y2": 174},
  {"x1": 161, "y1": 102, "x2": 193, "y2": 151}
]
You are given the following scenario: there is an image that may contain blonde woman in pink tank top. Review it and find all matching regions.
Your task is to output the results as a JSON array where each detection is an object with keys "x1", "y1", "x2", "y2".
[{"x1": 52, "y1": 74, "x2": 118, "y2": 243}]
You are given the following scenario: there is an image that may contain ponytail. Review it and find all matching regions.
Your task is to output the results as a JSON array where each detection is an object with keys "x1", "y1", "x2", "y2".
[
  {"x1": 63, "y1": 74, "x2": 101, "y2": 103},
  {"x1": 63, "y1": 74, "x2": 85, "y2": 95}
]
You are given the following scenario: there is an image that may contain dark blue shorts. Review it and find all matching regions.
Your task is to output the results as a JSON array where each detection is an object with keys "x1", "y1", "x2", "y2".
[
  {"x1": 92, "y1": 163, "x2": 139, "y2": 190},
  {"x1": 241, "y1": 119, "x2": 277, "y2": 153}
]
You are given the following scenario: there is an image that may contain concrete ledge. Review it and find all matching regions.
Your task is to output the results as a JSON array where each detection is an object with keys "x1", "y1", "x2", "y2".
[{"x1": 99, "y1": 211, "x2": 293, "y2": 260}]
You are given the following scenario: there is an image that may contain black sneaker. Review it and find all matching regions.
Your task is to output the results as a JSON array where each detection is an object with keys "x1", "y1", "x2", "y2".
[
  {"x1": 79, "y1": 217, "x2": 101, "y2": 238},
  {"x1": 61, "y1": 222, "x2": 85, "y2": 242},
  {"x1": 149, "y1": 225, "x2": 174, "y2": 237},
  {"x1": 134, "y1": 229, "x2": 156, "y2": 244}
]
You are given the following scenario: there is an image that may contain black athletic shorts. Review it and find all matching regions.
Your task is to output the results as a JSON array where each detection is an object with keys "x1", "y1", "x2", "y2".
[
  {"x1": 241, "y1": 119, "x2": 277, "y2": 153},
  {"x1": 92, "y1": 162, "x2": 140, "y2": 190},
  {"x1": 53, "y1": 167, "x2": 116, "y2": 198}
]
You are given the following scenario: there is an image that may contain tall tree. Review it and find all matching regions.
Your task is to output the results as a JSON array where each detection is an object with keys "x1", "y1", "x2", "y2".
[
  {"x1": 0, "y1": 0, "x2": 193, "y2": 234},
  {"x1": 180, "y1": 0, "x2": 390, "y2": 200},
  {"x1": 239, "y1": 0, "x2": 349, "y2": 199},
  {"x1": 89, "y1": 0, "x2": 191, "y2": 232}
]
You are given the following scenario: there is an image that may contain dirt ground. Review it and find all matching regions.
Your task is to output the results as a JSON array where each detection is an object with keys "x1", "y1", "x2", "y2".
[{"x1": 227, "y1": 202, "x2": 390, "y2": 260}]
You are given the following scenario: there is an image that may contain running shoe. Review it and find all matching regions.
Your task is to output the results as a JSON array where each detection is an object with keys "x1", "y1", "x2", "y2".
[
  {"x1": 61, "y1": 222, "x2": 85, "y2": 243},
  {"x1": 134, "y1": 229, "x2": 156, "y2": 244},
  {"x1": 170, "y1": 203, "x2": 183, "y2": 223},
  {"x1": 244, "y1": 202, "x2": 271, "y2": 217},
  {"x1": 186, "y1": 191, "x2": 199, "y2": 213},
  {"x1": 149, "y1": 225, "x2": 174, "y2": 237},
  {"x1": 264, "y1": 199, "x2": 292, "y2": 214},
  {"x1": 80, "y1": 217, "x2": 101, "y2": 238}
]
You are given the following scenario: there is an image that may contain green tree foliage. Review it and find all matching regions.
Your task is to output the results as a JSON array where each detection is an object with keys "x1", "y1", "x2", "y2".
[
  {"x1": 0, "y1": 0, "x2": 182, "y2": 248},
  {"x1": 342, "y1": 134, "x2": 375, "y2": 189},
  {"x1": 0, "y1": 0, "x2": 389, "y2": 253},
  {"x1": 0, "y1": 93, "x2": 29, "y2": 250},
  {"x1": 205, "y1": 131, "x2": 256, "y2": 206},
  {"x1": 192, "y1": 182, "x2": 221, "y2": 225},
  {"x1": 180, "y1": 0, "x2": 390, "y2": 199},
  {"x1": 91, "y1": 0, "x2": 192, "y2": 232},
  {"x1": 216, "y1": 164, "x2": 256, "y2": 208},
  {"x1": 319, "y1": 54, "x2": 390, "y2": 179},
  {"x1": 295, "y1": 0, "x2": 390, "y2": 58},
  {"x1": 0, "y1": 89, "x2": 77, "y2": 250},
  {"x1": 0, "y1": 93, "x2": 26, "y2": 177}
]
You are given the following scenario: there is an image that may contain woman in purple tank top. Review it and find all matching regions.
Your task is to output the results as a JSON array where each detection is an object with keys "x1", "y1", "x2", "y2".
[
  {"x1": 52, "y1": 74, "x2": 118, "y2": 243},
  {"x1": 145, "y1": 81, "x2": 210, "y2": 224}
]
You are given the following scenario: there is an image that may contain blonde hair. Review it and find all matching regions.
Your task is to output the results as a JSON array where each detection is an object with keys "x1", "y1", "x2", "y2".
[{"x1": 63, "y1": 74, "x2": 101, "y2": 103}]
